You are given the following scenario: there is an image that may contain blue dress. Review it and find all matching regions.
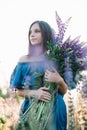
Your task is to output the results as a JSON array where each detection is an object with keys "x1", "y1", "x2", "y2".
[{"x1": 10, "y1": 58, "x2": 67, "y2": 130}]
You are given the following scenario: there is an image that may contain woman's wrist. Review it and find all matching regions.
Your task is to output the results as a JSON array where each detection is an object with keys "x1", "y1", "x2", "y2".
[
  {"x1": 56, "y1": 76, "x2": 64, "y2": 85},
  {"x1": 28, "y1": 90, "x2": 37, "y2": 98},
  {"x1": 56, "y1": 77, "x2": 67, "y2": 94}
]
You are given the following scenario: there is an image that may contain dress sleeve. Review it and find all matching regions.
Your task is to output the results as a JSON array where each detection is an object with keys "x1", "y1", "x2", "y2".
[{"x1": 10, "y1": 63, "x2": 23, "y2": 89}]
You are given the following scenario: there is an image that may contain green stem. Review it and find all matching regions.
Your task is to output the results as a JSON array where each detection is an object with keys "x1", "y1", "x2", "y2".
[{"x1": 37, "y1": 102, "x2": 45, "y2": 121}]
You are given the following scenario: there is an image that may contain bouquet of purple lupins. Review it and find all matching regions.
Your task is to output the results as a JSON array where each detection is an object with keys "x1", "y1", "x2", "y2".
[{"x1": 47, "y1": 11, "x2": 87, "y2": 90}]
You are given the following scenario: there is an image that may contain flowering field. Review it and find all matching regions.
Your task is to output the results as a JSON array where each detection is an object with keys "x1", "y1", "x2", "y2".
[
  {"x1": 0, "y1": 94, "x2": 23, "y2": 130},
  {"x1": 0, "y1": 87, "x2": 87, "y2": 130}
]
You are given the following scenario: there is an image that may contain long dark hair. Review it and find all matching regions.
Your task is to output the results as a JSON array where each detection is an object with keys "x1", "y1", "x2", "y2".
[{"x1": 28, "y1": 20, "x2": 54, "y2": 53}]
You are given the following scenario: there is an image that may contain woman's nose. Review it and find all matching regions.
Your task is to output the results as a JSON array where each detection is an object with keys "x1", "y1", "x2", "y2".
[{"x1": 30, "y1": 32, "x2": 35, "y2": 37}]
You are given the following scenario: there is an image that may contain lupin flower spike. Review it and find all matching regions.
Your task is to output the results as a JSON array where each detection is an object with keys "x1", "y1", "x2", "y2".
[{"x1": 55, "y1": 11, "x2": 71, "y2": 45}]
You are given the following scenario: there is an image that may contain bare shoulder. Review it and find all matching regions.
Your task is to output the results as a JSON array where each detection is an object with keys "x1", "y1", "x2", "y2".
[
  {"x1": 18, "y1": 54, "x2": 45, "y2": 62},
  {"x1": 18, "y1": 55, "x2": 29, "y2": 62}
]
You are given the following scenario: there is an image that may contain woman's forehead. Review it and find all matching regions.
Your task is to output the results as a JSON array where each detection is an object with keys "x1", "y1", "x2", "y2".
[{"x1": 30, "y1": 23, "x2": 40, "y2": 30}]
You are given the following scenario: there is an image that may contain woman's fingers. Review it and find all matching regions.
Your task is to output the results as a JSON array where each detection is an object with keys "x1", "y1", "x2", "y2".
[
  {"x1": 44, "y1": 70, "x2": 54, "y2": 82},
  {"x1": 41, "y1": 93, "x2": 51, "y2": 102},
  {"x1": 44, "y1": 68, "x2": 62, "y2": 83},
  {"x1": 40, "y1": 87, "x2": 49, "y2": 90},
  {"x1": 37, "y1": 87, "x2": 51, "y2": 102}
]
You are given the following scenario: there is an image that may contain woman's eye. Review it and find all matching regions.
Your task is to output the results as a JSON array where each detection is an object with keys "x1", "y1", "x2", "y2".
[
  {"x1": 35, "y1": 29, "x2": 41, "y2": 33},
  {"x1": 29, "y1": 29, "x2": 41, "y2": 35}
]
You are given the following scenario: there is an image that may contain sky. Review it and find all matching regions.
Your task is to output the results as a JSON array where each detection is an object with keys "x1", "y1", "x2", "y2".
[{"x1": 0, "y1": 0, "x2": 87, "y2": 82}]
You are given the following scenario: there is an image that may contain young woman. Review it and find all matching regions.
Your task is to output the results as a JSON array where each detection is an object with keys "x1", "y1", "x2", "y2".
[{"x1": 10, "y1": 20, "x2": 67, "y2": 130}]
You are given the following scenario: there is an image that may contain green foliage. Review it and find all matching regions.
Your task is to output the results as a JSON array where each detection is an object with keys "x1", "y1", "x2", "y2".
[
  {"x1": 0, "y1": 117, "x2": 5, "y2": 124},
  {"x1": 46, "y1": 42, "x2": 65, "y2": 77},
  {"x1": 0, "y1": 117, "x2": 6, "y2": 130},
  {"x1": 0, "y1": 89, "x2": 9, "y2": 99}
]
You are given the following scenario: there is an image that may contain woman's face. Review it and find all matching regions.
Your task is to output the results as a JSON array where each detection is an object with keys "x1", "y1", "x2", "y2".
[{"x1": 29, "y1": 23, "x2": 43, "y2": 45}]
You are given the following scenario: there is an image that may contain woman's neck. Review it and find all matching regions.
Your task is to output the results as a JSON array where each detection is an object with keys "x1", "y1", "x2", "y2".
[{"x1": 29, "y1": 44, "x2": 45, "y2": 57}]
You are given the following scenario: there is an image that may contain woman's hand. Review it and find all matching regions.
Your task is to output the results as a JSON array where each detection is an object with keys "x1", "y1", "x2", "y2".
[
  {"x1": 44, "y1": 68, "x2": 67, "y2": 94},
  {"x1": 16, "y1": 87, "x2": 51, "y2": 102},
  {"x1": 44, "y1": 68, "x2": 63, "y2": 84},
  {"x1": 33, "y1": 87, "x2": 51, "y2": 102}
]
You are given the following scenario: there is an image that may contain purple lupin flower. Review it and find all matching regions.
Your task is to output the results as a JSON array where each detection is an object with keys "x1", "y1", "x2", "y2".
[
  {"x1": 64, "y1": 56, "x2": 76, "y2": 89},
  {"x1": 55, "y1": 11, "x2": 71, "y2": 46}
]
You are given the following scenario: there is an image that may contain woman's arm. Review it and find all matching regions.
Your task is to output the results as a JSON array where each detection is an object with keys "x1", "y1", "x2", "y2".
[
  {"x1": 14, "y1": 87, "x2": 51, "y2": 102},
  {"x1": 15, "y1": 88, "x2": 33, "y2": 98},
  {"x1": 57, "y1": 78, "x2": 67, "y2": 94}
]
